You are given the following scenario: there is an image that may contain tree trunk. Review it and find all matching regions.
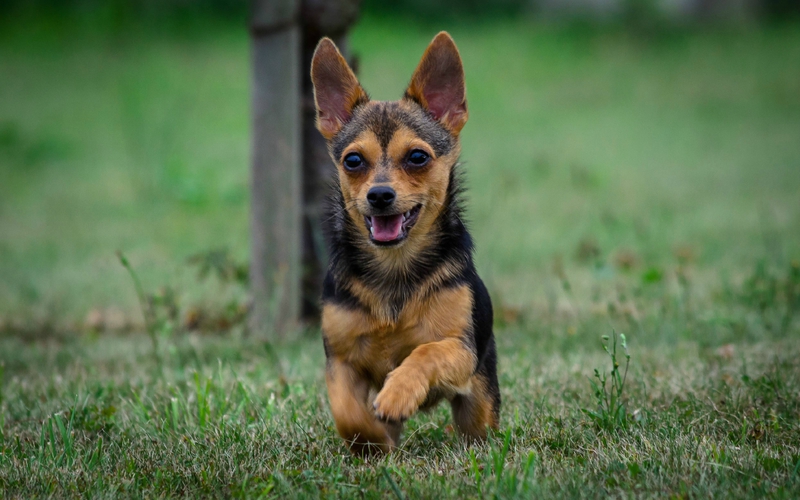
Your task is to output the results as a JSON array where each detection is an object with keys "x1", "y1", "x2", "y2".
[
  {"x1": 299, "y1": 0, "x2": 361, "y2": 321},
  {"x1": 249, "y1": 0, "x2": 302, "y2": 337},
  {"x1": 248, "y1": 0, "x2": 361, "y2": 334}
]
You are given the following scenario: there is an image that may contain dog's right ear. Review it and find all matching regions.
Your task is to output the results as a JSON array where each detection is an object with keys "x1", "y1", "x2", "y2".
[{"x1": 311, "y1": 38, "x2": 368, "y2": 140}]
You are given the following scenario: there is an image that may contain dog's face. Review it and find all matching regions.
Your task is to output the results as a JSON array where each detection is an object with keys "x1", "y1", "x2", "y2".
[{"x1": 311, "y1": 32, "x2": 468, "y2": 248}]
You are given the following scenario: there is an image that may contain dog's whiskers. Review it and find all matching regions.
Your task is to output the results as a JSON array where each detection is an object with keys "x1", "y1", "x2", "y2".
[{"x1": 318, "y1": 199, "x2": 360, "y2": 226}]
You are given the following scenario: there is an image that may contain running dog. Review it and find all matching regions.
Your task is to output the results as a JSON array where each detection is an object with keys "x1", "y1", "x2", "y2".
[{"x1": 311, "y1": 32, "x2": 500, "y2": 455}]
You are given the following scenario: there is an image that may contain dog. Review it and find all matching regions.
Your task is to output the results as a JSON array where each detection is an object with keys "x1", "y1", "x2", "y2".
[{"x1": 311, "y1": 31, "x2": 500, "y2": 455}]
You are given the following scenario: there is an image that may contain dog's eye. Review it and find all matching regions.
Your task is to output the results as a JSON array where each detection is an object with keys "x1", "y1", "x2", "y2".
[
  {"x1": 343, "y1": 153, "x2": 364, "y2": 170},
  {"x1": 407, "y1": 150, "x2": 430, "y2": 167}
]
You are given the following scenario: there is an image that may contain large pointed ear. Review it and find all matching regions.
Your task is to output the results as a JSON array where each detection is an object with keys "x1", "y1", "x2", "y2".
[
  {"x1": 405, "y1": 32, "x2": 468, "y2": 134},
  {"x1": 310, "y1": 38, "x2": 368, "y2": 140}
]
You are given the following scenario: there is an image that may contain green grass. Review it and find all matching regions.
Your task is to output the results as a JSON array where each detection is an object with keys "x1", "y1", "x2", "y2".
[
  {"x1": 2, "y1": 18, "x2": 799, "y2": 329},
  {"x1": 1, "y1": 323, "x2": 799, "y2": 497},
  {"x1": 1, "y1": 16, "x2": 800, "y2": 498}
]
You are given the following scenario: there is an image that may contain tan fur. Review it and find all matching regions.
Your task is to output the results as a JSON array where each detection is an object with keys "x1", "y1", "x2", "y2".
[
  {"x1": 323, "y1": 285, "x2": 474, "y2": 381},
  {"x1": 326, "y1": 358, "x2": 400, "y2": 455},
  {"x1": 451, "y1": 373, "x2": 499, "y2": 440},
  {"x1": 342, "y1": 257, "x2": 466, "y2": 326},
  {"x1": 335, "y1": 103, "x2": 462, "y2": 277},
  {"x1": 323, "y1": 285, "x2": 480, "y2": 451},
  {"x1": 313, "y1": 32, "x2": 498, "y2": 455}
]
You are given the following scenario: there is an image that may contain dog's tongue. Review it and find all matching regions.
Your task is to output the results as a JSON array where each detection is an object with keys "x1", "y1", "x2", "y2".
[{"x1": 371, "y1": 214, "x2": 403, "y2": 242}]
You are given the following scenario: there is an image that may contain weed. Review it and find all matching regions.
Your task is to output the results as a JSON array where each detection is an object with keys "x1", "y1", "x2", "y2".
[
  {"x1": 741, "y1": 259, "x2": 800, "y2": 333},
  {"x1": 187, "y1": 247, "x2": 248, "y2": 286},
  {"x1": 117, "y1": 251, "x2": 162, "y2": 368},
  {"x1": 583, "y1": 331, "x2": 631, "y2": 431},
  {"x1": 185, "y1": 248, "x2": 250, "y2": 331}
]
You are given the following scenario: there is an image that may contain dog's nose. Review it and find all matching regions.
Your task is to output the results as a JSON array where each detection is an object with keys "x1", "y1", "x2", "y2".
[{"x1": 367, "y1": 186, "x2": 396, "y2": 209}]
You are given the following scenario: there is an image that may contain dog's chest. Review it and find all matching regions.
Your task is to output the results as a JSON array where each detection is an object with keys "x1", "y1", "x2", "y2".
[
  {"x1": 323, "y1": 301, "x2": 439, "y2": 383},
  {"x1": 322, "y1": 283, "x2": 473, "y2": 386}
]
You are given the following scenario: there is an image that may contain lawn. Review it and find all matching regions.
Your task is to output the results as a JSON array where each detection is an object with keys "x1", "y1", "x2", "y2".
[{"x1": 1, "y1": 15, "x2": 800, "y2": 498}]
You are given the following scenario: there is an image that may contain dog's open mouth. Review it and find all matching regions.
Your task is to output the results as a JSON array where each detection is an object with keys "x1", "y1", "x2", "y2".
[{"x1": 364, "y1": 204, "x2": 422, "y2": 246}]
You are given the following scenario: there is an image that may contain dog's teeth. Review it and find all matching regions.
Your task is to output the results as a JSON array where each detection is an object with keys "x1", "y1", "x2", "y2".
[
  {"x1": 369, "y1": 226, "x2": 374, "y2": 235},
  {"x1": 404, "y1": 210, "x2": 410, "y2": 219}
]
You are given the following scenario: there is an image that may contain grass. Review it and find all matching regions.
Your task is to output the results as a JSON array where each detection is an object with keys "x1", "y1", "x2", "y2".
[
  {"x1": 1, "y1": 325, "x2": 799, "y2": 497},
  {"x1": 1, "y1": 14, "x2": 800, "y2": 498}
]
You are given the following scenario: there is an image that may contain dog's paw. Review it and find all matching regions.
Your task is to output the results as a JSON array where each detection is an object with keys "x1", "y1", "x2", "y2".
[{"x1": 373, "y1": 367, "x2": 428, "y2": 422}]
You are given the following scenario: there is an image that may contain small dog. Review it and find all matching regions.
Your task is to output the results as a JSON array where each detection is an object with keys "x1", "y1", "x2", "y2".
[{"x1": 311, "y1": 32, "x2": 500, "y2": 455}]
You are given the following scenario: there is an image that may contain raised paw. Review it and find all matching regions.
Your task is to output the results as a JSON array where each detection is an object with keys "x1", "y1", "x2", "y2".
[{"x1": 373, "y1": 367, "x2": 429, "y2": 422}]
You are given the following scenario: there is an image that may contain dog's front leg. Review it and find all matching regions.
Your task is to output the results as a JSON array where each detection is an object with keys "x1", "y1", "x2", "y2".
[
  {"x1": 373, "y1": 338, "x2": 475, "y2": 422},
  {"x1": 326, "y1": 357, "x2": 399, "y2": 455}
]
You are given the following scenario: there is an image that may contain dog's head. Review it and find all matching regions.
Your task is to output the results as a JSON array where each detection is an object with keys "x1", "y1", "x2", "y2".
[{"x1": 311, "y1": 32, "x2": 467, "y2": 249}]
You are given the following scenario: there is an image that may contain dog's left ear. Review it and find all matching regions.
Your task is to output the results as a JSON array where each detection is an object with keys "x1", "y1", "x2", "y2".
[{"x1": 405, "y1": 32, "x2": 468, "y2": 135}]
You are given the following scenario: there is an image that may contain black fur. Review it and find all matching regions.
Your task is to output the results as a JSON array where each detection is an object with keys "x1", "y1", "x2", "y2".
[
  {"x1": 322, "y1": 164, "x2": 469, "y2": 318},
  {"x1": 321, "y1": 101, "x2": 499, "y2": 413},
  {"x1": 331, "y1": 101, "x2": 454, "y2": 161}
]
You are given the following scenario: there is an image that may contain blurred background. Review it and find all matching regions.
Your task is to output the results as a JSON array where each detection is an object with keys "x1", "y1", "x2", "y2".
[{"x1": 1, "y1": 0, "x2": 799, "y2": 343}]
